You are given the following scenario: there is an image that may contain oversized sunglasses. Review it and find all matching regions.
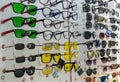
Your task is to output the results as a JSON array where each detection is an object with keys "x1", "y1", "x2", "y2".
[
  {"x1": 0, "y1": 3, "x2": 60, "y2": 16},
  {"x1": 39, "y1": 0, "x2": 77, "y2": 11},
  {"x1": 1, "y1": 16, "x2": 64, "y2": 28}
]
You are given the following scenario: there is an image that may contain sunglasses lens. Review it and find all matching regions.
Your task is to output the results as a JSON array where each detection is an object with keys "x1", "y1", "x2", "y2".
[
  {"x1": 86, "y1": 77, "x2": 91, "y2": 82},
  {"x1": 27, "y1": 43, "x2": 35, "y2": 49},
  {"x1": 27, "y1": 30, "x2": 37, "y2": 38},
  {"x1": 64, "y1": 42, "x2": 72, "y2": 50},
  {"x1": 54, "y1": 43, "x2": 60, "y2": 50},
  {"x1": 86, "y1": 21, "x2": 92, "y2": 29},
  {"x1": 53, "y1": 53, "x2": 61, "y2": 63},
  {"x1": 28, "y1": 56, "x2": 36, "y2": 62},
  {"x1": 101, "y1": 57, "x2": 107, "y2": 63},
  {"x1": 16, "y1": 56, "x2": 25, "y2": 63},
  {"x1": 99, "y1": 32, "x2": 105, "y2": 40},
  {"x1": 86, "y1": 13, "x2": 92, "y2": 21},
  {"x1": 15, "y1": 43, "x2": 25, "y2": 50},
  {"x1": 42, "y1": 67, "x2": 53, "y2": 75},
  {"x1": 112, "y1": 49, "x2": 117, "y2": 54},
  {"x1": 106, "y1": 49, "x2": 110, "y2": 56},
  {"x1": 14, "y1": 69, "x2": 24, "y2": 78},
  {"x1": 64, "y1": 63, "x2": 72, "y2": 72},
  {"x1": 84, "y1": 31, "x2": 91, "y2": 39},
  {"x1": 12, "y1": 17, "x2": 25, "y2": 27},
  {"x1": 42, "y1": 43, "x2": 52, "y2": 51},
  {"x1": 93, "y1": 68, "x2": 97, "y2": 74},
  {"x1": 77, "y1": 68, "x2": 84, "y2": 76},
  {"x1": 12, "y1": 3, "x2": 25, "y2": 14},
  {"x1": 101, "y1": 40, "x2": 106, "y2": 48},
  {"x1": 83, "y1": 4, "x2": 90, "y2": 12},
  {"x1": 41, "y1": 53, "x2": 51, "y2": 63},
  {"x1": 87, "y1": 51, "x2": 94, "y2": 59},
  {"x1": 26, "y1": 67, "x2": 35, "y2": 75},
  {"x1": 27, "y1": 5, "x2": 37, "y2": 15},
  {"x1": 64, "y1": 52, "x2": 72, "y2": 61},
  {"x1": 26, "y1": 17, "x2": 36, "y2": 27},
  {"x1": 86, "y1": 68, "x2": 92, "y2": 76},
  {"x1": 14, "y1": 29, "x2": 25, "y2": 38},
  {"x1": 86, "y1": 60, "x2": 92, "y2": 66},
  {"x1": 74, "y1": 63, "x2": 80, "y2": 71},
  {"x1": 111, "y1": 25, "x2": 117, "y2": 31},
  {"x1": 100, "y1": 49, "x2": 105, "y2": 57}
]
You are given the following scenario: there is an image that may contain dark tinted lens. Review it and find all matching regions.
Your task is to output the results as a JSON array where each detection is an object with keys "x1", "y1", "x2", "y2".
[
  {"x1": 28, "y1": 0, "x2": 36, "y2": 3},
  {"x1": 101, "y1": 57, "x2": 107, "y2": 63},
  {"x1": 83, "y1": 4, "x2": 90, "y2": 12},
  {"x1": 86, "y1": 13, "x2": 92, "y2": 21},
  {"x1": 111, "y1": 33, "x2": 117, "y2": 38},
  {"x1": 86, "y1": 77, "x2": 91, "y2": 82},
  {"x1": 111, "y1": 25, "x2": 118, "y2": 31},
  {"x1": 86, "y1": 42, "x2": 93, "y2": 49},
  {"x1": 106, "y1": 49, "x2": 110, "y2": 56},
  {"x1": 15, "y1": 43, "x2": 25, "y2": 50},
  {"x1": 86, "y1": 60, "x2": 92, "y2": 66},
  {"x1": 112, "y1": 49, "x2": 117, "y2": 54},
  {"x1": 26, "y1": 67, "x2": 35, "y2": 75},
  {"x1": 86, "y1": 68, "x2": 92, "y2": 76},
  {"x1": 101, "y1": 40, "x2": 106, "y2": 48},
  {"x1": 27, "y1": 43, "x2": 35, "y2": 49},
  {"x1": 77, "y1": 68, "x2": 84, "y2": 76},
  {"x1": 99, "y1": 32, "x2": 105, "y2": 40},
  {"x1": 86, "y1": 21, "x2": 92, "y2": 29},
  {"x1": 16, "y1": 56, "x2": 25, "y2": 63},
  {"x1": 100, "y1": 49, "x2": 105, "y2": 57},
  {"x1": 93, "y1": 59, "x2": 96, "y2": 65},
  {"x1": 28, "y1": 56, "x2": 36, "y2": 62},
  {"x1": 84, "y1": 31, "x2": 91, "y2": 39},
  {"x1": 85, "y1": 0, "x2": 90, "y2": 3},
  {"x1": 109, "y1": 18, "x2": 116, "y2": 23},
  {"x1": 14, "y1": 69, "x2": 24, "y2": 78}
]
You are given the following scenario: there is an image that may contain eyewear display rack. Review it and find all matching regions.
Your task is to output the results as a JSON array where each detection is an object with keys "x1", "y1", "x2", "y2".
[{"x1": 0, "y1": 0, "x2": 120, "y2": 82}]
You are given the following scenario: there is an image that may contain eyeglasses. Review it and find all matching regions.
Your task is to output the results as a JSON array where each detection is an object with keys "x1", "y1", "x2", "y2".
[
  {"x1": 87, "y1": 50, "x2": 100, "y2": 59},
  {"x1": 85, "y1": 59, "x2": 96, "y2": 66},
  {"x1": 39, "y1": 0, "x2": 77, "y2": 11},
  {"x1": 1, "y1": 29, "x2": 81, "y2": 40},
  {"x1": 51, "y1": 11, "x2": 78, "y2": 20},
  {"x1": 1, "y1": 16, "x2": 64, "y2": 28},
  {"x1": 100, "y1": 56, "x2": 117, "y2": 64},
  {"x1": 86, "y1": 68, "x2": 97, "y2": 76}
]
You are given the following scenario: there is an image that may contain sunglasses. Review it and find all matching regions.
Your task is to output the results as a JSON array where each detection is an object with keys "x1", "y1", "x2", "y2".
[
  {"x1": 101, "y1": 40, "x2": 107, "y2": 48},
  {"x1": 86, "y1": 68, "x2": 97, "y2": 76},
  {"x1": 39, "y1": 0, "x2": 77, "y2": 11},
  {"x1": 1, "y1": 29, "x2": 81, "y2": 40},
  {"x1": 87, "y1": 50, "x2": 100, "y2": 59},
  {"x1": 83, "y1": 76, "x2": 96, "y2": 82},
  {"x1": 108, "y1": 40, "x2": 118, "y2": 48},
  {"x1": 86, "y1": 21, "x2": 92, "y2": 29},
  {"x1": 100, "y1": 56, "x2": 117, "y2": 64},
  {"x1": 94, "y1": 22, "x2": 108, "y2": 30},
  {"x1": 84, "y1": 59, "x2": 96, "y2": 66},
  {"x1": 99, "y1": 74, "x2": 109, "y2": 82},
  {"x1": 111, "y1": 25, "x2": 119, "y2": 31},
  {"x1": 1, "y1": 16, "x2": 64, "y2": 27}
]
